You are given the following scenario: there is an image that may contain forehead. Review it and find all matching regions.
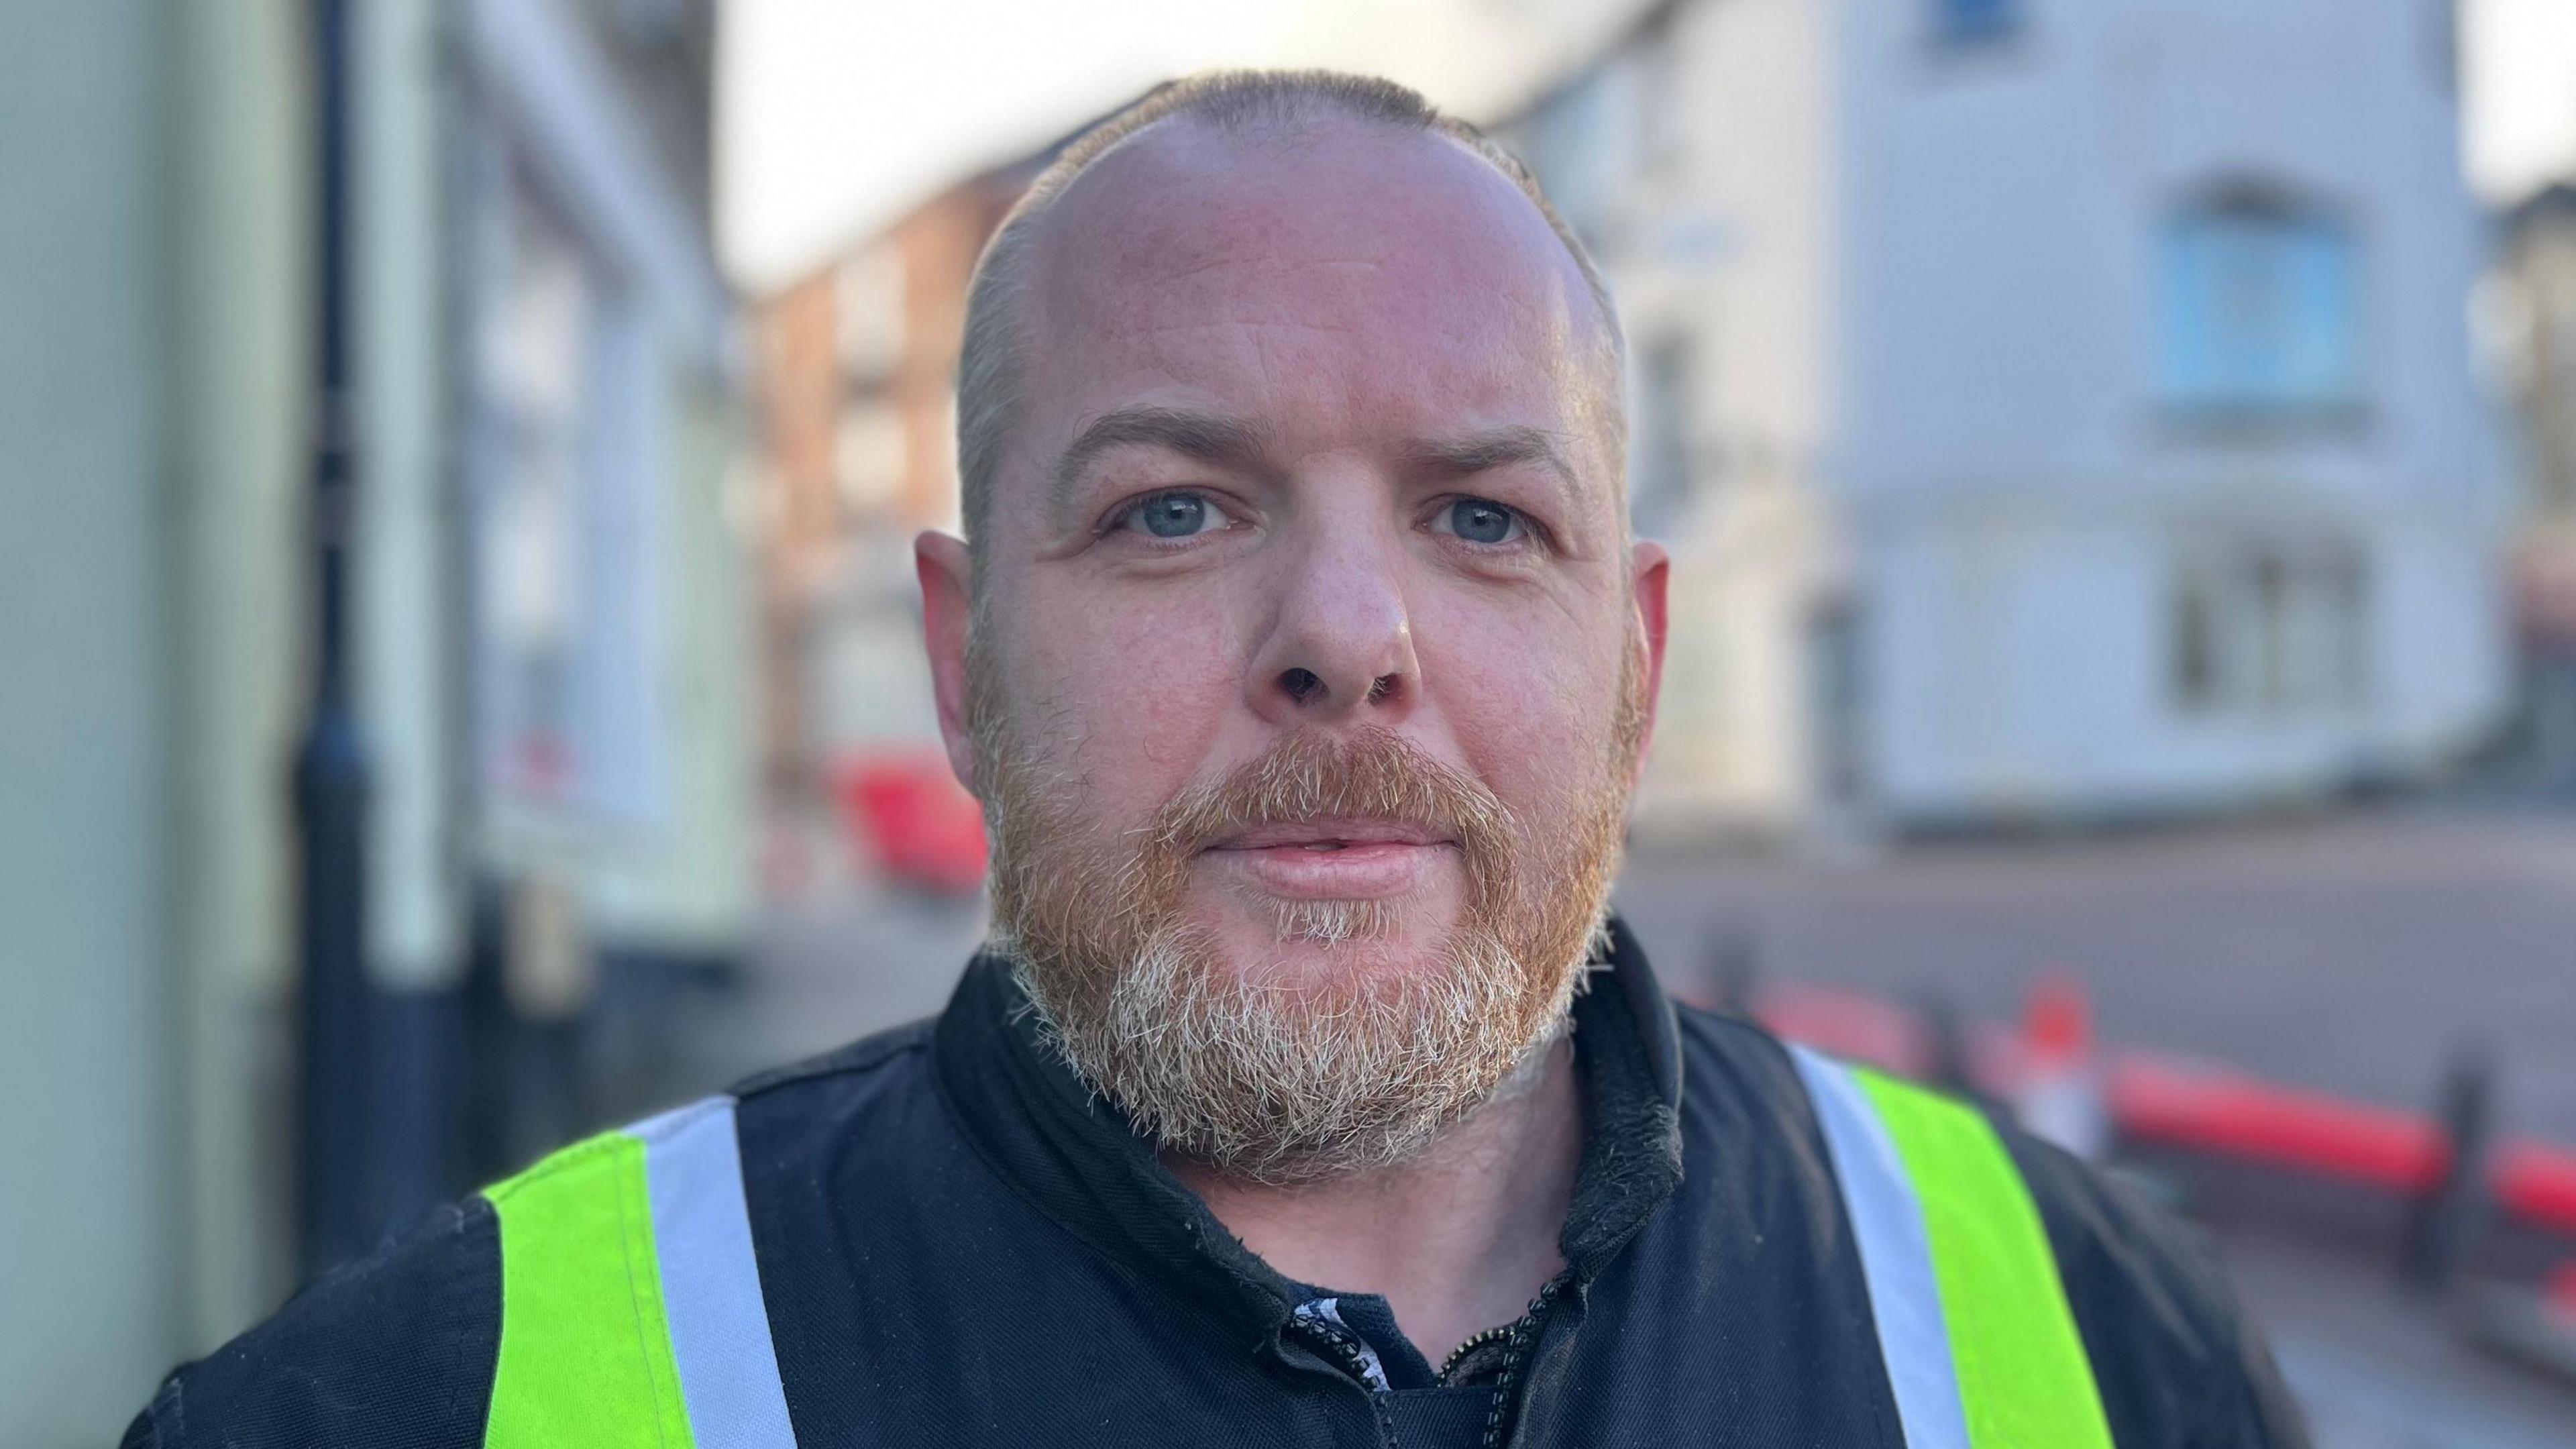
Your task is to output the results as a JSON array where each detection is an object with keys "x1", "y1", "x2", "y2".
[{"x1": 1013, "y1": 118, "x2": 1611, "y2": 480}]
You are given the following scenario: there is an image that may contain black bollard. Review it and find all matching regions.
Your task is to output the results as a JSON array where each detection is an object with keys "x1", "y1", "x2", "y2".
[
  {"x1": 1916, "y1": 989, "x2": 1978, "y2": 1102},
  {"x1": 294, "y1": 0, "x2": 376, "y2": 1281},
  {"x1": 2399, "y1": 1038, "x2": 2498, "y2": 1293},
  {"x1": 1707, "y1": 928, "x2": 1760, "y2": 1018}
]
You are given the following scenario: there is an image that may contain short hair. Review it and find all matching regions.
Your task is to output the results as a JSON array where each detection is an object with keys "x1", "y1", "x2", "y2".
[{"x1": 953, "y1": 69, "x2": 1625, "y2": 551}]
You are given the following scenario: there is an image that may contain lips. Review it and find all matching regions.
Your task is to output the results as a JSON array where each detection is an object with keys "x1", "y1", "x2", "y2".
[
  {"x1": 1199, "y1": 816, "x2": 1460, "y2": 900},
  {"x1": 1204, "y1": 817, "x2": 1455, "y2": 853}
]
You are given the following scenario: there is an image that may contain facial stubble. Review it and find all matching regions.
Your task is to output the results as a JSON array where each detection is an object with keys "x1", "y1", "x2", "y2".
[{"x1": 973, "y1": 636, "x2": 1649, "y2": 1185}]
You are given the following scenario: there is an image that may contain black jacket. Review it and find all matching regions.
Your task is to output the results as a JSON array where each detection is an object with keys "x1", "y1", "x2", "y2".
[{"x1": 127, "y1": 918, "x2": 2305, "y2": 1447}]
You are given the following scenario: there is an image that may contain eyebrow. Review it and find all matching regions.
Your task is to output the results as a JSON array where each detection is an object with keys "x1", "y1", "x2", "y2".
[
  {"x1": 1048, "y1": 407, "x2": 1272, "y2": 521},
  {"x1": 1403, "y1": 425, "x2": 1582, "y2": 496},
  {"x1": 1042, "y1": 411, "x2": 1587, "y2": 525}
]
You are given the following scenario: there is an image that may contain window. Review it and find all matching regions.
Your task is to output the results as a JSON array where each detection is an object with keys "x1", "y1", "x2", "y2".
[
  {"x1": 1635, "y1": 15, "x2": 1686, "y2": 176},
  {"x1": 471, "y1": 158, "x2": 668, "y2": 826},
  {"x1": 2424, "y1": 0, "x2": 2458, "y2": 94},
  {"x1": 1630, "y1": 337, "x2": 1697, "y2": 537},
  {"x1": 2169, "y1": 539, "x2": 2370, "y2": 718},
  {"x1": 1935, "y1": 0, "x2": 2023, "y2": 46},
  {"x1": 1505, "y1": 34, "x2": 1682, "y2": 248},
  {"x1": 2155, "y1": 188, "x2": 2363, "y2": 419},
  {"x1": 834, "y1": 246, "x2": 904, "y2": 386},
  {"x1": 1808, "y1": 600, "x2": 1872, "y2": 804},
  {"x1": 1507, "y1": 62, "x2": 1629, "y2": 248}
]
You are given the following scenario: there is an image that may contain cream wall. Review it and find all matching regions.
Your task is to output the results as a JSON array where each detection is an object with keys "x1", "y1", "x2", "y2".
[
  {"x1": 0, "y1": 1, "x2": 251, "y2": 1436},
  {"x1": 1603, "y1": 0, "x2": 1845, "y2": 832},
  {"x1": 164, "y1": 0, "x2": 311, "y2": 1354}
]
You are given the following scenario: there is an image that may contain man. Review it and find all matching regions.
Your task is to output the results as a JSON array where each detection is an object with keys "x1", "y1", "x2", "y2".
[{"x1": 129, "y1": 71, "x2": 2303, "y2": 1447}]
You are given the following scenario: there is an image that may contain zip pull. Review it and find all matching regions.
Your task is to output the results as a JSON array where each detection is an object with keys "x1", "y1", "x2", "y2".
[{"x1": 1290, "y1": 1298, "x2": 1393, "y2": 1393}]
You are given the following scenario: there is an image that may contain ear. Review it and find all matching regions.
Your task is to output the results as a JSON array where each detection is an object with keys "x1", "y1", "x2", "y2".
[
  {"x1": 1629, "y1": 537, "x2": 1672, "y2": 787},
  {"x1": 916, "y1": 530, "x2": 979, "y2": 796}
]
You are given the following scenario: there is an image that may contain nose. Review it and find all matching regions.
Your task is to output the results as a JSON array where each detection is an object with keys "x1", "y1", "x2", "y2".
[{"x1": 1246, "y1": 526, "x2": 1420, "y2": 726}]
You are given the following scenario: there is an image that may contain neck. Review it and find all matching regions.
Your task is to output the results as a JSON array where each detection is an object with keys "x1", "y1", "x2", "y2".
[{"x1": 1165, "y1": 1034, "x2": 1585, "y2": 1371}]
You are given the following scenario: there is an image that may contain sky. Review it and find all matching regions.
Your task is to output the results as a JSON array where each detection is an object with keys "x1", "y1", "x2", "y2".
[
  {"x1": 713, "y1": 0, "x2": 1653, "y2": 292},
  {"x1": 2465, "y1": 0, "x2": 2576, "y2": 203},
  {"x1": 718, "y1": 0, "x2": 2576, "y2": 295}
]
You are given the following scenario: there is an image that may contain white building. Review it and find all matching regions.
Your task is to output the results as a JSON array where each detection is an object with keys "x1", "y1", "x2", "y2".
[
  {"x1": 1507, "y1": 0, "x2": 2508, "y2": 830},
  {"x1": 0, "y1": 3, "x2": 751, "y2": 1437}
]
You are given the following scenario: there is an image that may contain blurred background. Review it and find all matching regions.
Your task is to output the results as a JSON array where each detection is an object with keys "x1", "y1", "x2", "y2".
[{"x1": 8, "y1": 0, "x2": 2576, "y2": 1442}]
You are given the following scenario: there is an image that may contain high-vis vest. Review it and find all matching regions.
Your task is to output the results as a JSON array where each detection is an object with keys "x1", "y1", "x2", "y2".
[
  {"x1": 476, "y1": 1049, "x2": 2113, "y2": 1449},
  {"x1": 482, "y1": 1097, "x2": 796, "y2": 1449}
]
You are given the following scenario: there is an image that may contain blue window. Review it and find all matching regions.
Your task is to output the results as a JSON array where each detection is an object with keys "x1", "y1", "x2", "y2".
[
  {"x1": 1629, "y1": 337, "x2": 1695, "y2": 538},
  {"x1": 1936, "y1": 0, "x2": 2023, "y2": 44},
  {"x1": 2155, "y1": 191, "x2": 2361, "y2": 417}
]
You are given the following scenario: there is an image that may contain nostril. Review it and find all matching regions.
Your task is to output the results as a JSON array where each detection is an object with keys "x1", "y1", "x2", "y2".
[
  {"x1": 1280, "y1": 667, "x2": 1324, "y2": 704},
  {"x1": 1366, "y1": 674, "x2": 1396, "y2": 704}
]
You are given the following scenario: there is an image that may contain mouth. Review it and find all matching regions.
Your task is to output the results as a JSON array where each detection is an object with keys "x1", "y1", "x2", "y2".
[
  {"x1": 1199, "y1": 817, "x2": 1459, "y2": 900},
  {"x1": 1205, "y1": 818, "x2": 1454, "y2": 853}
]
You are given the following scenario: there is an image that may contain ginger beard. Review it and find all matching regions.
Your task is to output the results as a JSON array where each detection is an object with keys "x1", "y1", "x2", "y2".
[{"x1": 973, "y1": 633, "x2": 1650, "y2": 1185}]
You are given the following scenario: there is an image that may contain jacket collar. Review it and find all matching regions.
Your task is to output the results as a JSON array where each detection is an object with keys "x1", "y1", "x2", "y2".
[{"x1": 930, "y1": 916, "x2": 1685, "y2": 1346}]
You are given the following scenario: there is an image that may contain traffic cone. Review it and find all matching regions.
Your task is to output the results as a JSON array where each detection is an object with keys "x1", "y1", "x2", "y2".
[
  {"x1": 2546, "y1": 1260, "x2": 2576, "y2": 1328},
  {"x1": 2015, "y1": 973, "x2": 2110, "y2": 1161}
]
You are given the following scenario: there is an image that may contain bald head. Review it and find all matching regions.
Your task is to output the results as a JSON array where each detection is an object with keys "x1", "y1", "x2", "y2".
[
  {"x1": 912, "y1": 76, "x2": 1672, "y2": 1150},
  {"x1": 954, "y1": 70, "x2": 1626, "y2": 551}
]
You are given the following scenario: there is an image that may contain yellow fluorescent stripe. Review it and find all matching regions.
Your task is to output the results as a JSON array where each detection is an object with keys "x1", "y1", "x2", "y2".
[
  {"x1": 1854, "y1": 1071, "x2": 2115, "y2": 1449},
  {"x1": 484, "y1": 1130, "x2": 698, "y2": 1449}
]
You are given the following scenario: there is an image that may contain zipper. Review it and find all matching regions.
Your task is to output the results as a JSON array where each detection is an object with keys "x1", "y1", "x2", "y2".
[
  {"x1": 1284, "y1": 1313, "x2": 1402, "y2": 1448},
  {"x1": 1288, "y1": 1311, "x2": 1385, "y2": 1391},
  {"x1": 1287, "y1": 1275, "x2": 1570, "y2": 1447},
  {"x1": 1435, "y1": 1321, "x2": 1519, "y2": 1383},
  {"x1": 1473, "y1": 1274, "x2": 1570, "y2": 1449}
]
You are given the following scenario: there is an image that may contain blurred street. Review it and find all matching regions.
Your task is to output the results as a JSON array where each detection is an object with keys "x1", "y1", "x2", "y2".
[{"x1": 1621, "y1": 808, "x2": 2576, "y2": 1144}]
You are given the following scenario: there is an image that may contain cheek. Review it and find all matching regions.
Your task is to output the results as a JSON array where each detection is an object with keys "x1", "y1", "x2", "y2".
[
  {"x1": 1413, "y1": 591, "x2": 1627, "y2": 818},
  {"x1": 1004, "y1": 576, "x2": 1246, "y2": 811}
]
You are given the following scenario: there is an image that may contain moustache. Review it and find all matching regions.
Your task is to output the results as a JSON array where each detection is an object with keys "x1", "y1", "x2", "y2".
[{"x1": 1138, "y1": 729, "x2": 1517, "y2": 880}]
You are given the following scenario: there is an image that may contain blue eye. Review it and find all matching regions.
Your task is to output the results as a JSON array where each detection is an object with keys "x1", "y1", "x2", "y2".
[
  {"x1": 1443, "y1": 498, "x2": 1523, "y2": 545},
  {"x1": 1124, "y1": 491, "x2": 1221, "y2": 539}
]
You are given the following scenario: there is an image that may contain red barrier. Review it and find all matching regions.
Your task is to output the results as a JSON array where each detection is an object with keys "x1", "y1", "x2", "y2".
[
  {"x1": 829, "y1": 751, "x2": 988, "y2": 896},
  {"x1": 2108, "y1": 1052, "x2": 2449, "y2": 1195},
  {"x1": 2500, "y1": 1142, "x2": 2576, "y2": 1237},
  {"x1": 1754, "y1": 981, "x2": 2576, "y2": 1239}
]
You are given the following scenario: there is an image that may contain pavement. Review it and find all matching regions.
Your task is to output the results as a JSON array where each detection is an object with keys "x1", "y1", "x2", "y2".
[
  {"x1": 689, "y1": 804, "x2": 2576, "y2": 1445},
  {"x1": 662, "y1": 886, "x2": 989, "y2": 1094},
  {"x1": 1615, "y1": 807, "x2": 2576, "y2": 1146}
]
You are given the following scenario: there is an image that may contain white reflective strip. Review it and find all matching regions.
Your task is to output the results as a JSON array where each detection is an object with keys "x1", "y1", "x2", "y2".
[
  {"x1": 633, "y1": 1097, "x2": 800, "y2": 1449},
  {"x1": 1790, "y1": 1046, "x2": 1972, "y2": 1449}
]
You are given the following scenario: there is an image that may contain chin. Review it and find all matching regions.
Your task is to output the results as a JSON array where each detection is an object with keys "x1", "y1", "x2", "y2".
[{"x1": 1195, "y1": 890, "x2": 1460, "y2": 987}]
